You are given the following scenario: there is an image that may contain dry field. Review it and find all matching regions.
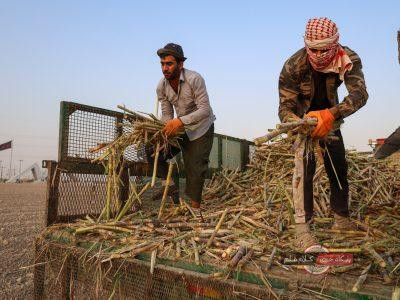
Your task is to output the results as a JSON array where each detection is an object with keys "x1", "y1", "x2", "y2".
[
  {"x1": 0, "y1": 180, "x2": 172, "y2": 299},
  {"x1": 0, "y1": 183, "x2": 46, "y2": 299}
]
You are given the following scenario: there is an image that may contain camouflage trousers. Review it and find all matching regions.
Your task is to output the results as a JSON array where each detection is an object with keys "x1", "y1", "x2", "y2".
[{"x1": 293, "y1": 130, "x2": 349, "y2": 223}]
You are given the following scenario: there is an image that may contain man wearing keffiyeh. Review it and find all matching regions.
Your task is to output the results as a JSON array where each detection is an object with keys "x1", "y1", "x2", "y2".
[{"x1": 278, "y1": 17, "x2": 368, "y2": 249}]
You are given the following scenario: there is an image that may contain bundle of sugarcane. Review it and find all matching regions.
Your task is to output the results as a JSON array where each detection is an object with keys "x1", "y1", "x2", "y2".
[
  {"x1": 87, "y1": 105, "x2": 184, "y2": 221},
  {"x1": 90, "y1": 105, "x2": 184, "y2": 157},
  {"x1": 117, "y1": 105, "x2": 184, "y2": 150}
]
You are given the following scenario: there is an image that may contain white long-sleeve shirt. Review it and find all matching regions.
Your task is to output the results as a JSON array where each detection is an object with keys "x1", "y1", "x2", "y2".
[{"x1": 156, "y1": 68, "x2": 216, "y2": 141}]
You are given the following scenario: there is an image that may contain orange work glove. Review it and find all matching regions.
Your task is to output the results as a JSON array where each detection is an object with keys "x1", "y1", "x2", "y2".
[
  {"x1": 305, "y1": 109, "x2": 334, "y2": 138},
  {"x1": 163, "y1": 118, "x2": 184, "y2": 136}
]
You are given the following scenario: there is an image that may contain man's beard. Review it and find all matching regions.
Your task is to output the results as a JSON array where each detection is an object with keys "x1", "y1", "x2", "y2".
[{"x1": 164, "y1": 69, "x2": 180, "y2": 80}]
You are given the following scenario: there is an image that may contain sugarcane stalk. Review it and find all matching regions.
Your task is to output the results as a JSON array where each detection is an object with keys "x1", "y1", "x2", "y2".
[
  {"x1": 181, "y1": 200, "x2": 197, "y2": 219},
  {"x1": 237, "y1": 248, "x2": 254, "y2": 268},
  {"x1": 254, "y1": 118, "x2": 317, "y2": 146},
  {"x1": 326, "y1": 248, "x2": 362, "y2": 253},
  {"x1": 191, "y1": 238, "x2": 200, "y2": 265},
  {"x1": 158, "y1": 162, "x2": 174, "y2": 219},
  {"x1": 206, "y1": 208, "x2": 229, "y2": 248},
  {"x1": 75, "y1": 224, "x2": 132, "y2": 234},
  {"x1": 116, "y1": 182, "x2": 150, "y2": 221},
  {"x1": 150, "y1": 249, "x2": 157, "y2": 274},
  {"x1": 352, "y1": 263, "x2": 372, "y2": 292},
  {"x1": 252, "y1": 261, "x2": 280, "y2": 300},
  {"x1": 176, "y1": 242, "x2": 181, "y2": 258},
  {"x1": 228, "y1": 246, "x2": 247, "y2": 269},
  {"x1": 240, "y1": 215, "x2": 279, "y2": 234},
  {"x1": 265, "y1": 246, "x2": 277, "y2": 271},
  {"x1": 392, "y1": 286, "x2": 400, "y2": 300},
  {"x1": 323, "y1": 229, "x2": 366, "y2": 236},
  {"x1": 151, "y1": 143, "x2": 160, "y2": 187}
]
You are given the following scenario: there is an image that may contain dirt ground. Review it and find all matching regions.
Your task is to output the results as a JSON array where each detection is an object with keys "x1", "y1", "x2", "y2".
[
  {"x1": 0, "y1": 180, "x2": 177, "y2": 299},
  {"x1": 0, "y1": 183, "x2": 46, "y2": 299}
]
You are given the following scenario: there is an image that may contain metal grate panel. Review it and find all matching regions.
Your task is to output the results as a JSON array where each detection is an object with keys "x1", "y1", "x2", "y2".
[
  {"x1": 59, "y1": 101, "x2": 145, "y2": 164},
  {"x1": 57, "y1": 173, "x2": 107, "y2": 217},
  {"x1": 67, "y1": 110, "x2": 118, "y2": 161},
  {"x1": 221, "y1": 138, "x2": 242, "y2": 170},
  {"x1": 34, "y1": 241, "x2": 277, "y2": 300}
]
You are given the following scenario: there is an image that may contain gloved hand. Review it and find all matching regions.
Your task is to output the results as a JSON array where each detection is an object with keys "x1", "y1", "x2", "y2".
[
  {"x1": 163, "y1": 118, "x2": 183, "y2": 136},
  {"x1": 305, "y1": 109, "x2": 334, "y2": 138}
]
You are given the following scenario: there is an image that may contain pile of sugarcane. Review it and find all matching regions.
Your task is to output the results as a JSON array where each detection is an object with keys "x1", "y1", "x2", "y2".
[
  {"x1": 43, "y1": 136, "x2": 400, "y2": 293},
  {"x1": 42, "y1": 113, "x2": 400, "y2": 294},
  {"x1": 202, "y1": 138, "x2": 400, "y2": 286}
]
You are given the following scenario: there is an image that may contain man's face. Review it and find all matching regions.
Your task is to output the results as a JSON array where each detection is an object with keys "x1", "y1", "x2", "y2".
[
  {"x1": 308, "y1": 48, "x2": 330, "y2": 58},
  {"x1": 160, "y1": 55, "x2": 183, "y2": 80}
]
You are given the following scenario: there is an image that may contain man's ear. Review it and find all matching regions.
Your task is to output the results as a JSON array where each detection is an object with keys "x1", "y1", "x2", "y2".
[{"x1": 178, "y1": 61, "x2": 184, "y2": 70}]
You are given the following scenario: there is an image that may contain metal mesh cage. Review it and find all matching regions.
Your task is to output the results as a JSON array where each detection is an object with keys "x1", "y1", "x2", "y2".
[
  {"x1": 34, "y1": 240, "x2": 393, "y2": 300},
  {"x1": 57, "y1": 173, "x2": 107, "y2": 217},
  {"x1": 60, "y1": 102, "x2": 145, "y2": 164},
  {"x1": 34, "y1": 241, "x2": 277, "y2": 300},
  {"x1": 66, "y1": 110, "x2": 119, "y2": 161}
]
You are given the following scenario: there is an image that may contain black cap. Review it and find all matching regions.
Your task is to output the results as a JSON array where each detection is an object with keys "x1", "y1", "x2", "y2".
[{"x1": 157, "y1": 43, "x2": 186, "y2": 61}]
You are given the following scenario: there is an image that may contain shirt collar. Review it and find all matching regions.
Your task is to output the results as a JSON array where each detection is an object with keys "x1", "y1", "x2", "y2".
[{"x1": 179, "y1": 68, "x2": 185, "y2": 82}]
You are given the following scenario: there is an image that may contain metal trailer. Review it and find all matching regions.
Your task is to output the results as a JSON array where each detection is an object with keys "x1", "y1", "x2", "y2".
[{"x1": 34, "y1": 101, "x2": 396, "y2": 299}]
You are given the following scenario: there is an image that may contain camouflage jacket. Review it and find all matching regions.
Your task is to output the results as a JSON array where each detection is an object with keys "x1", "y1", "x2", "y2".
[{"x1": 278, "y1": 46, "x2": 368, "y2": 122}]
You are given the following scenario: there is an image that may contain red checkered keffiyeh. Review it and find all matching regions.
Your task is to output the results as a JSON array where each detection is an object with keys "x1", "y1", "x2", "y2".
[
  {"x1": 305, "y1": 17, "x2": 339, "y2": 42},
  {"x1": 304, "y1": 17, "x2": 352, "y2": 79}
]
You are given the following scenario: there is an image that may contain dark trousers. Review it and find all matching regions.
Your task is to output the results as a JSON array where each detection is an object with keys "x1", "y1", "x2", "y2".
[
  {"x1": 146, "y1": 124, "x2": 214, "y2": 203},
  {"x1": 303, "y1": 130, "x2": 349, "y2": 220}
]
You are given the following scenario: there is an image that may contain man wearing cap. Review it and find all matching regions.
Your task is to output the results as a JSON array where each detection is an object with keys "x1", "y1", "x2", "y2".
[
  {"x1": 278, "y1": 18, "x2": 368, "y2": 248},
  {"x1": 148, "y1": 43, "x2": 216, "y2": 218}
]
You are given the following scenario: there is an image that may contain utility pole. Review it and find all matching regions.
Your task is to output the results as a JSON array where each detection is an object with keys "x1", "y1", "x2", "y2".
[
  {"x1": 19, "y1": 160, "x2": 23, "y2": 177},
  {"x1": 397, "y1": 29, "x2": 399, "y2": 65}
]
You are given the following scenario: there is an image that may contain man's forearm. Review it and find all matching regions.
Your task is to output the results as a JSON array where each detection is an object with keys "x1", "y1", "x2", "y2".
[{"x1": 329, "y1": 106, "x2": 341, "y2": 120}]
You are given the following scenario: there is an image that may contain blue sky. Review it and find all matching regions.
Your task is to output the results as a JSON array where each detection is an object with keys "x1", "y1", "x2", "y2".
[{"x1": 0, "y1": 0, "x2": 399, "y2": 175}]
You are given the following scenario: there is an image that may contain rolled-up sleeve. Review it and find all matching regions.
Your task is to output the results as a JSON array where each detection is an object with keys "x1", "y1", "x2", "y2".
[
  {"x1": 179, "y1": 75, "x2": 211, "y2": 125},
  {"x1": 157, "y1": 80, "x2": 174, "y2": 122}
]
